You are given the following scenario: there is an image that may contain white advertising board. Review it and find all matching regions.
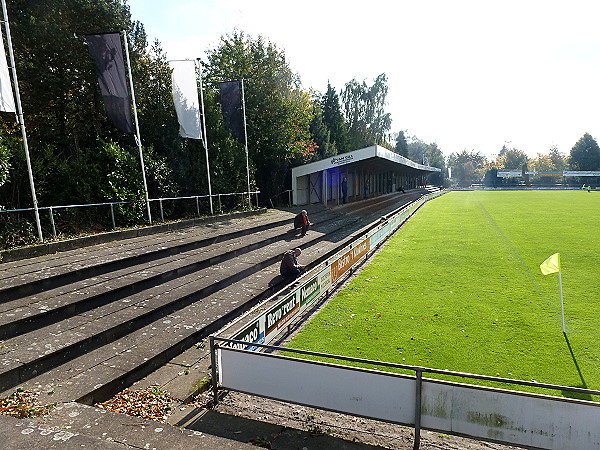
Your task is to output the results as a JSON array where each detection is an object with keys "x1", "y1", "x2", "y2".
[
  {"x1": 421, "y1": 379, "x2": 600, "y2": 449},
  {"x1": 218, "y1": 348, "x2": 416, "y2": 423},
  {"x1": 218, "y1": 348, "x2": 600, "y2": 449}
]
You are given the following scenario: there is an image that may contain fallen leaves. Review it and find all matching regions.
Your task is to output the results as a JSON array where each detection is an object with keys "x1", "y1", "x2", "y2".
[
  {"x1": 95, "y1": 386, "x2": 175, "y2": 422},
  {"x1": 0, "y1": 388, "x2": 55, "y2": 418}
]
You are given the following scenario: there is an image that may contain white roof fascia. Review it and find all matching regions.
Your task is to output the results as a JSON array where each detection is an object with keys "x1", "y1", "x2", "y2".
[{"x1": 291, "y1": 144, "x2": 440, "y2": 179}]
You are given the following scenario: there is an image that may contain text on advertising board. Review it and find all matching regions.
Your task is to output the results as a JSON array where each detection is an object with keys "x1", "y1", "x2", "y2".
[
  {"x1": 266, "y1": 292, "x2": 300, "y2": 335},
  {"x1": 331, "y1": 239, "x2": 370, "y2": 282}
]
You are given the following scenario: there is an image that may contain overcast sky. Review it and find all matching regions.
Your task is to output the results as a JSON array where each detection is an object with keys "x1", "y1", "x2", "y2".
[{"x1": 126, "y1": 0, "x2": 600, "y2": 160}]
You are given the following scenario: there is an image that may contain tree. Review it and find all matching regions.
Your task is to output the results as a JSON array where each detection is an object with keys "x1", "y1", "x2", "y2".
[
  {"x1": 321, "y1": 82, "x2": 348, "y2": 153},
  {"x1": 529, "y1": 146, "x2": 566, "y2": 185},
  {"x1": 394, "y1": 131, "x2": 408, "y2": 157},
  {"x1": 496, "y1": 148, "x2": 528, "y2": 170},
  {"x1": 447, "y1": 151, "x2": 488, "y2": 187},
  {"x1": 309, "y1": 101, "x2": 336, "y2": 161},
  {"x1": 569, "y1": 133, "x2": 600, "y2": 171},
  {"x1": 407, "y1": 136, "x2": 428, "y2": 164},
  {"x1": 202, "y1": 32, "x2": 315, "y2": 200},
  {"x1": 0, "y1": 1, "x2": 178, "y2": 212},
  {"x1": 341, "y1": 73, "x2": 391, "y2": 149},
  {"x1": 424, "y1": 142, "x2": 446, "y2": 185}
]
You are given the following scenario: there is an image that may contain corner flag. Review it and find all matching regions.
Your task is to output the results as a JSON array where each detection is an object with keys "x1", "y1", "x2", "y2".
[
  {"x1": 540, "y1": 252, "x2": 565, "y2": 332},
  {"x1": 540, "y1": 253, "x2": 560, "y2": 275}
]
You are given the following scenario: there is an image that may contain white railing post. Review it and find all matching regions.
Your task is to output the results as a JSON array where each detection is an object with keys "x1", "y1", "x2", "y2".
[
  {"x1": 49, "y1": 206, "x2": 56, "y2": 238},
  {"x1": 110, "y1": 203, "x2": 116, "y2": 228}
]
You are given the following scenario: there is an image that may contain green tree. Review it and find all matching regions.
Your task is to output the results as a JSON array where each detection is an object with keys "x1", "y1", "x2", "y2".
[
  {"x1": 496, "y1": 148, "x2": 528, "y2": 170},
  {"x1": 309, "y1": 101, "x2": 336, "y2": 161},
  {"x1": 407, "y1": 136, "x2": 428, "y2": 164},
  {"x1": 321, "y1": 82, "x2": 348, "y2": 153},
  {"x1": 341, "y1": 73, "x2": 391, "y2": 149},
  {"x1": 447, "y1": 151, "x2": 488, "y2": 187},
  {"x1": 0, "y1": 1, "x2": 179, "y2": 210},
  {"x1": 569, "y1": 133, "x2": 600, "y2": 171},
  {"x1": 424, "y1": 142, "x2": 446, "y2": 185},
  {"x1": 394, "y1": 131, "x2": 408, "y2": 157},
  {"x1": 202, "y1": 32, "x2": 315, "y2": 200},
  {"x1": 529, "y1": 146, "x2": 566, "y2": 185}
]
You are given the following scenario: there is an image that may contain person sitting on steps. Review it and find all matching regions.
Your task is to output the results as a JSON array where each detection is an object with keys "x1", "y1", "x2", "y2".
[
  {"x1": 280, "y1": 248, "x2": 305, "y2": 278},
  {"x1": 293, "y1": 210, "x2": 312, "y2": 236}
]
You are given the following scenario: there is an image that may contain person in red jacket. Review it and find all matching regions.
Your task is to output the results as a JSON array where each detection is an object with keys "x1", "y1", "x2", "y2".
[{"x1": 293, "y1": 210, "x2": 312, "y2": 236}]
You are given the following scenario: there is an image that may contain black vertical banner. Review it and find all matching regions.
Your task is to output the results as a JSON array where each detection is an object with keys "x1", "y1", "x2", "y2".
[
  {"x1": 85, "y1": 32, "x2": 134, "y2": 134},
  {"x1": 219, "y1": 80, "x2": 244, "y2": 143}
]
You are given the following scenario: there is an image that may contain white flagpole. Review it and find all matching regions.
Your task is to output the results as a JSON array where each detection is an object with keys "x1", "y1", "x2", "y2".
[
  {"x1": 1, "y1": 0, "x2": 43, "y2": 241},
  {"x1": 196, "y1": 59, "x2": 213, "y2": 215},
  {"x1": 558, "y1": 270, "x2": 565, "y2": 333},
  {"x1": 121, "y1": 31, "x2": 152, "y2": 224},
  {"x1": 240, "y1": 78, "x2": 251, "y2": 208}
]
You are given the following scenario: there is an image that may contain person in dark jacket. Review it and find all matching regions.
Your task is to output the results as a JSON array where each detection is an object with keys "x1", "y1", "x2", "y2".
[
  {"x1": 293, "y1": 210, "x2": 312, "y2": 236},
  {"x1": 280, "y1": 248, "x2": 305, "y2": 277}
]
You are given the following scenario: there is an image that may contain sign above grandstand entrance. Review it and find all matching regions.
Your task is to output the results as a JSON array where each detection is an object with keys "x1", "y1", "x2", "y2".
[{"x1": 330, "y1": 154, "x2": 354, "y2": 166}]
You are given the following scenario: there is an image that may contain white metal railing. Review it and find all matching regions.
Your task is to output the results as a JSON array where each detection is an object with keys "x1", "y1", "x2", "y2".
[{"x1": 0, "y1": 190, "x2": 260, "y2": 240}]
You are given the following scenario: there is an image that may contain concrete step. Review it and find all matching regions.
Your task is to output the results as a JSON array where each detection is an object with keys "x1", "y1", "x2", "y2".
[
  {"x1": 0, "y1": 209, "x2": 297, "y2": 302},
  {"x1": 0, "y1": 402, "x2": 255, "y2": 449},
  {"x1": 0, "y1": 213, "x2": 362, "y2": 396},
  {"x1": 0, "y1": 208, "x2": 345, "y2": 341}
]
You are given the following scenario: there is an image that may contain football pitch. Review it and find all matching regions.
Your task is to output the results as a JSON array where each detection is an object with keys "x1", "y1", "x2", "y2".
[{"x1": 288, "y1": 190, "x2": 600, "y2": 400}]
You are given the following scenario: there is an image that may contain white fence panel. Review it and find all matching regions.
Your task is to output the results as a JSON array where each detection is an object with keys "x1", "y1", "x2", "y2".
[
  {"x1": 421, "y1": 380, "x2": 600, "y2": 449},
  {"x1": 217, "y1": 346, "x2": 600, "y2": 449},
  {"x1": 218, "y1": 348, "x2": 416, "y2": 423}
]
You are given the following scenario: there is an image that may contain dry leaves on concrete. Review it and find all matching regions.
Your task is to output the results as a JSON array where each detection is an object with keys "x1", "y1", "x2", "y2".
[
  {"x1": 0, "y1": 388, "x2": 55, "y2": 418},
  {"x1": 95, "y1": 385, "x2": 174, "y2": 422}
]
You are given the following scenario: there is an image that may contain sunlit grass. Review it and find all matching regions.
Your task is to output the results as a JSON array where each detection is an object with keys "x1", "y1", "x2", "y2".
[{"x1": 287, "y1": 191, "x2": 600, "y2": 399}]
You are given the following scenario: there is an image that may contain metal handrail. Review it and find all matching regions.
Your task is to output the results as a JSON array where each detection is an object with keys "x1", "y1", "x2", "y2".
[
  {"x1": 0, "y1": 190, "x2": 261, "y2": 239},
  {"x1": 213, "y1": 336, "x2": 600, "y2": 397}
]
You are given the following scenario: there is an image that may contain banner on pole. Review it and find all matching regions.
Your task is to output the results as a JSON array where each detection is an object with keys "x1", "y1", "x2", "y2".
[
  {"x1": 170, "y1": 60, "x2": 202, "y2": 139},
  {"x1": 540, "y1": 253, "x2": 560, "y2": 275},
  {"x1": 85, "y1": 32, "x2": 134, "y2": 134},
  {"x1": 219, "y1": 80, "x2": 244, "y2": 143},
  {"x1": 0, "y1": 30, "x2": 15, "y2": 112}
]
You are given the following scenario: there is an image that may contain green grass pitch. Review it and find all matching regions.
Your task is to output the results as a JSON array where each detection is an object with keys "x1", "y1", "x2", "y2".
[{"x1": 287, "y1": 190, "x2": 600, "y2": 400}]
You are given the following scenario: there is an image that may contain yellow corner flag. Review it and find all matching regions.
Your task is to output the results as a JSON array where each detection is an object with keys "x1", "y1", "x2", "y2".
[{"x1": 540, "y1": 253, "x2": 561, "y2": 275}]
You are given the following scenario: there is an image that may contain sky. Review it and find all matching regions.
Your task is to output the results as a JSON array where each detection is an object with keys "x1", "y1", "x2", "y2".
[{"x1": 126, "y1": 0, "x2": 600, "y2": 160}]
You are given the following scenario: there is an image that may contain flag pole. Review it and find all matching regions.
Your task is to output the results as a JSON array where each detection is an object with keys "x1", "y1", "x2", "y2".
[
  {"x1": 121, "y1": 30, "x2": 152, "y2": 224},
  {"x1": 240, "y1": 78, "x2": 251, "y2": 209},
  {"x1": 558, "y1": 270, "x2": 565, "y2": 333},
  {"x1": 196, "y1": 59, "x2": 213, "y2": 215},
  {"x1": 1, "y1": 0, "x2": 43, "y2": 242}
]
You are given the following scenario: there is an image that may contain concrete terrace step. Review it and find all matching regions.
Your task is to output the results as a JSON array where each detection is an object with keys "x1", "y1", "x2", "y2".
[
  {"x1": 0, "y1": 217, "x2": 368, "y2": 406},
  {"x1": 0, "y1": 402, "x2": 255, "y2": 449},
  {"x1": 0, "y1": 208, "x2": 345, "y2": 341},
  {"x1": 0, "y1": 209, "x2": 299, "y2": 302},
  {"x1": 0, "y1": 212, "x2": 362, "y2": 395}
]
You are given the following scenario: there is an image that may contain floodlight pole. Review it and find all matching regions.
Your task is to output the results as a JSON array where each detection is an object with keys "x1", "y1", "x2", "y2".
[
  {"x1": 1, "y1": 0, "x2": 43, "y2": 242},
  {"x1": 558, "y1": 270, "x2": 565, "y2": 333}
]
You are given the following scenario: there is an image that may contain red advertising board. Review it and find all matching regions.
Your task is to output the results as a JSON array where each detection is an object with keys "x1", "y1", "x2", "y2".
[{"x1": 331, "y1": 239, "x2": 370, "y2": 283}]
